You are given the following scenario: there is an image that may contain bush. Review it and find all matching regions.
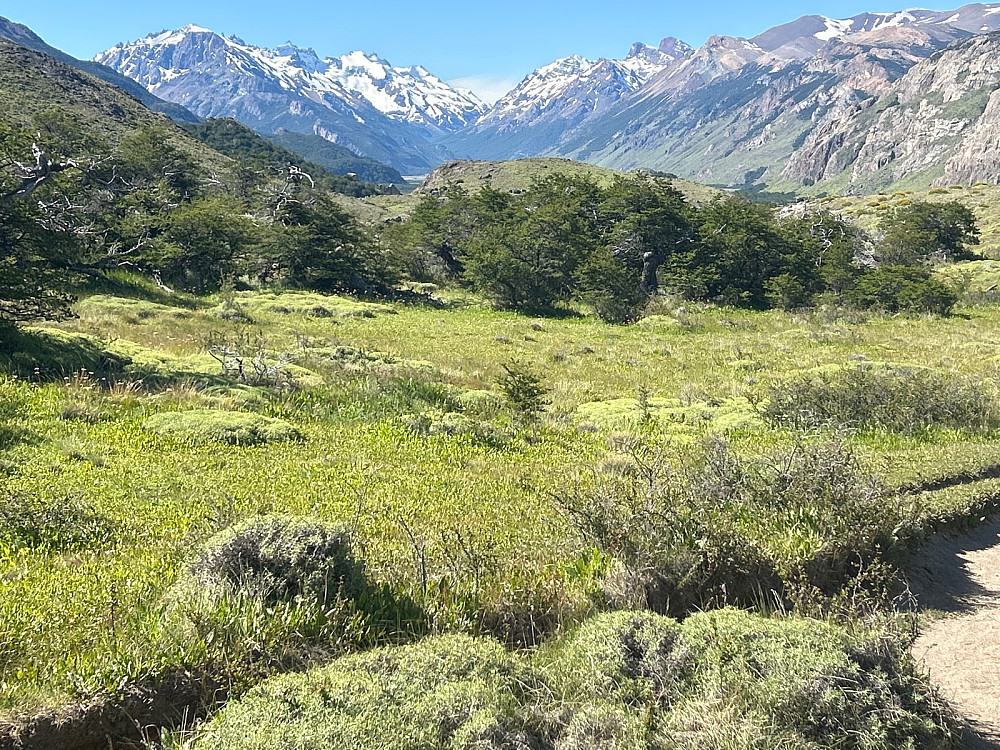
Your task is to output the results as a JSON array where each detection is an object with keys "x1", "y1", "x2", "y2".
[
  {"x1": 764, "y1": 363, "x2": 996, "y2": 433},
  {"x1": 0, "y1": 490, "x2": 116, "y2": 552},
  {"x1": 192, "y1": 609, "x2": 955, "y2": 750},
  {"x1": 554, "y1": 435, "x2": 906, "y2": 613},
  {"x1": 498, "y1": 361, "x2": 550, "y2": 423},
  {"x1": 850, "y1": 265, "x2": 957, "y2": 314},
  {"x1": 143, "y1": 409, "x2": 303, "y2": 445},
  {"x1": 190, "y1": 515, "x2": 366, "y2": 605},
  {"x1": 192, "y1": 634, "x2": 537, "y2": 750}
]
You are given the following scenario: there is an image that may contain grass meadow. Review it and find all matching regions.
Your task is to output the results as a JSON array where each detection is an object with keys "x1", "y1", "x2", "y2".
[{"x1": 3, "y1": 270, "x2": 1000, "y2": 746}]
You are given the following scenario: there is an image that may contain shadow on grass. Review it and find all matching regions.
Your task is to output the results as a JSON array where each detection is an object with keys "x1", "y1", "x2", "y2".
[
  {"x1": 0, "y1": 325, "x2": 130, "y2": 380},
  {"x1": 68, "y1": 270, "x2": 204, "y2": 310},
  {"x1": 0, "y1": 325, "x2": 233, "y2": 390}
]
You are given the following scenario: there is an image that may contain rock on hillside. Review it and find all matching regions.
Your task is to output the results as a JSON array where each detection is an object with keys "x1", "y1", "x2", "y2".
[{"x1": 783, "y1": 31, "x2": 1000, "y2": 192}]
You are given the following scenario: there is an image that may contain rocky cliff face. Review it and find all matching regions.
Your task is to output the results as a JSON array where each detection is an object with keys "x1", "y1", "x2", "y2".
[
  {"x1": 444, "y1": 3, "x2": 1000, "y2": 191},
  {"x1": 783, "y1": 31, "x2": 1000, "y2": 191},
  {"x1": 542, "y1": 27, "x2": 958, "y2": 188}
]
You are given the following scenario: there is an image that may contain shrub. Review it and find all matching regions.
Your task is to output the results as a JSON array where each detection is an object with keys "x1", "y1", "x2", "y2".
[
  {"x1": 402, "y1": 410, "x2": 509, "y2": 447},
  {"x1": 192, "y1": 609, "x2": 955, "y2": 750},
  {"x1": 539, "y1": 611, "x2": 690, "y2": 708},
  {"x1": 850, "y1": 265, "x2": 957, "y2": 315},
  {"x1": 191, "y1": 634, "x2": 538, "y2": 750},
  {"x1": 0, "y1": 490, "x2": 116, "y2": 552},
  {"x1": 773, "y1": 636, "x2": 953, "y2": 749},
  {"x1": 764, "y1": 363, "x2": 996, "y2": 433},
  {"x1": 498, "y1": 361, "x2": 549, "y2": 423},
  {"x1": 143, "y1": 409, "x2": 303, "y2": 445},
  {"x1": 553, "y1": 435, "x2": 906, "y2": 612},
  {"x1": 190, "y1": 515, "x2": 366, "y2": 605}
]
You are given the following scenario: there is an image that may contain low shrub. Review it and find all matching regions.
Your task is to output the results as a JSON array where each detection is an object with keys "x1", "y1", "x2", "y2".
[
  {"x1": 160, "y1": 517, "x2": 378, "y2": 689},
  {"x1": 402, "y1": 409, "x2": 510, "y2": 448},
  {"x1": 191, "y1": 634, "x2": 537, "y2": 750},
  {"x1": 143, "y1": 409, "x2": 303, "y2": 445},
  {"x1": 764, "y1": 362, "x2": 996, "y2": 433},
  {"x1": 0, "y1": 327, "x2": 131, "y2": 380},
  {"x1": 554, "y1": 435, "x2": 907, "y2": 613},
  {"x1": 192, "y1": 609, "x2": 956, "y2": 750},
  {"x1": 189, "y1": 515, "x2": 366, "y2": 604}
]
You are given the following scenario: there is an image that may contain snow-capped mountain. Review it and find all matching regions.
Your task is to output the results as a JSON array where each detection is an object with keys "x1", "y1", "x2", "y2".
[
  {"x1": 752, "y1": 5, "x2": 1000, "y2": 59},
  {"x1": 480, "y1": 38, "x2": 690, "y2": 129},
  {"x1": 445, "y1": 38, "x2": 692, "y2": 159},
  {"x1": 94, "y1": 25, "x2": 487, "y2": 172}
]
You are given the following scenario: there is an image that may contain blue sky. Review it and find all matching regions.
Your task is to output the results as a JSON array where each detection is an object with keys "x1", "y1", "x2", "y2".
[{"x1": 11, "y1": 1, "x2": 944, "y2": 102}]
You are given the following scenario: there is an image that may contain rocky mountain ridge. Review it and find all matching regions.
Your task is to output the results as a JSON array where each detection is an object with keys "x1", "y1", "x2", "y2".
[
  {"x1": 94, "y1": 25, "x2": 487, "y2": 173},
  {"x1": 0, "y1": 16, "x2": 199, "y2": 123},
  {"x1": 92, "y1": 4, "x2": 1000, "y2": 191}
]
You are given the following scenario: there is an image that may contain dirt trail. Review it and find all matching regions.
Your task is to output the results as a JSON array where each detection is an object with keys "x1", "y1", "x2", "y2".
[{"x1": 908, "y1": 516, "x2": 1000, "y2": 748}]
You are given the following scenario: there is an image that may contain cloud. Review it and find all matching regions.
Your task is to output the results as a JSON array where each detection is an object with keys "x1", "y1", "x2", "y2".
[{"x1": 447, "y1": 75, "x2": 519, "y2": 105}]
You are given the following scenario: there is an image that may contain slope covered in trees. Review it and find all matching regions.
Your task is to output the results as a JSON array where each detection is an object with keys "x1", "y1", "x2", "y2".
[
  {"x1": 183, "y1": 119, "x2": 387, "y2": 197},
  {"x1": 266, "y1": 130, "x2": 405, "y2": 184}
]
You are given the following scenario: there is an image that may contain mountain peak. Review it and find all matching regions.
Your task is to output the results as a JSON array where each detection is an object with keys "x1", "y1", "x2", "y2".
[
  {"x1": 659, "y1": 37, "x2": 693, "y2": 58},
  {"x1": 95, "y1": 28, "x2": 488, "y2": 150}
]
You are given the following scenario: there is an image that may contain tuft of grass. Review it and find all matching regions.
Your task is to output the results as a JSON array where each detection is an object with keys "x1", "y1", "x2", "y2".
[{"x1": 143, "y1": 410, "x2": 303, "y2": 446}]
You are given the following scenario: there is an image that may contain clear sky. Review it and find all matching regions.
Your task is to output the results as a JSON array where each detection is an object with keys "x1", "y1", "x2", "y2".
[{"x1": 10, "y1": 1, "x2": 947, "y2": 102}]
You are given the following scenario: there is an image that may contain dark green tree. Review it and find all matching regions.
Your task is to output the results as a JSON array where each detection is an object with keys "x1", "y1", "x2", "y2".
[
  {"x1": 150, "y1": 195, "x2": 254, "y2": 291},
  {"x1": 676, "y1": 195, "x2": 806, "y2": 308},
  {"x1": 849, "y1": 265, "x2": 957, "y2": 315},
  {"x1": 260, "y1": 194, "x2": 379, "y2": 292},
  {"x1": 463, "y1": 175, "x2": 599, "y2": 310},
  {"x1": 0, "y1": 117, "x2": 89, "y2": 324},
  {"x1": 600, "y1": 177, "x2": 694, "y2": 295},
  {"x1": 877, "y1": 200, "x2": 979, "y2": 264}
]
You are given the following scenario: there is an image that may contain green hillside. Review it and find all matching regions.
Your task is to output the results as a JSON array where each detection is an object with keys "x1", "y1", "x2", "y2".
[
  {"x1": 418, "y1": 157, "x2": 722, "y2": 204},
  {"x1": 183, "y1": 119, "x2": 387, "y2": 197},
  {"x1": 266, "y1": 130, "x2": 405, "y2": 184},
  {"x1": 0, "y1": 38, "x2": 231, "y2": 175}
]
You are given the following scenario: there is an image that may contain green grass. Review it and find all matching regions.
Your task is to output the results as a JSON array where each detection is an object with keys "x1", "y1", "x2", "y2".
[{"x1": 1, "y1": 281, "x2": 997, "y2": 741}]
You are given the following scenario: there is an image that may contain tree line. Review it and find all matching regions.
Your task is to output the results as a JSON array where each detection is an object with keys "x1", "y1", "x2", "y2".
[
  {"x1": 1, "y1": 113, "x2": 381, "y2": 325},
  {"x1": 391, "y1": 175, "x2": 978, "y2": 321},
  {"x1": 0, "y1": 111, "x2": 980, "y2": 327}
]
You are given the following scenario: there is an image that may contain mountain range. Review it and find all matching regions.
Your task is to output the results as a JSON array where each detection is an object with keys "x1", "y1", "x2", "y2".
[
  {"x1": 93, "y1": 26, "x2": 487, "y2": 174},
  {"x1": 8, "y1": 6, "x2": 1000, "y2": 194}
]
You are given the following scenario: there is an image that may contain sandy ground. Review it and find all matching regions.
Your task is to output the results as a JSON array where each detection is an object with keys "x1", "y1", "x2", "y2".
[{"x1": 908, "y1": 517, "x2": 1000, "y2": 748}]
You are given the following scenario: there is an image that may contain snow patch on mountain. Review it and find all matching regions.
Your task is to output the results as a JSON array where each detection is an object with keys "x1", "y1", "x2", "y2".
[
  {"x1": 476, "y1": 38, "x2": 692, "y2": 129},
  {"x1": 95, "y1": 27, "x2": 487, "y2": 132}
]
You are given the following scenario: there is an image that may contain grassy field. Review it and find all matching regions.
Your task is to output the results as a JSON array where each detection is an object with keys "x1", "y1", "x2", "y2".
[{"x1": 2, "y1": 268, "x2": 1000, "y2": 745}]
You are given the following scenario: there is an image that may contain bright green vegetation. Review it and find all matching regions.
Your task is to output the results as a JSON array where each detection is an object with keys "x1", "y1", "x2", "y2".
[
  {"x1": 0, "y1": 40, "x2": 991, "y2": 742},
  {"x1": 194, "y1": 610, "x2": 950, "y2": 750},
  {"x1": 142, "y1": 410, "x2": 304, "y2": 445},
  {"x1": 2, "y1": 281, "x2": 999, "y2": 747}
]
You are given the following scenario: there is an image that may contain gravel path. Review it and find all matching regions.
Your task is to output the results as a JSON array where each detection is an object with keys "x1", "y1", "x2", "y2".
[{"x1": 908, "y1": 517, "x2": 1000, "y2": 748}]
